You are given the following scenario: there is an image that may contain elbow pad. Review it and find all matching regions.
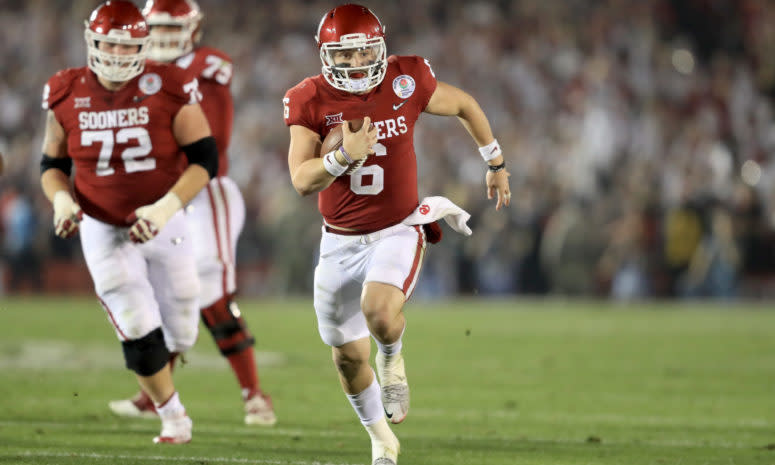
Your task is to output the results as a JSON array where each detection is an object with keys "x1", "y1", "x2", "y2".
[
  {"x1": 40, "y1": 154, "x2": 73, "y2": 177},
  {"x1": 182, "y1": 136, "x2": 218, "y2": 179}
]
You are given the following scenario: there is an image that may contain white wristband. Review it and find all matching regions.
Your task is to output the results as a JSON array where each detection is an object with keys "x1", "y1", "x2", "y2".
[
  {"x1": 322, "y1": 150, "x2": 347, "y2": 177},
  {"x1": 53, "y1": 190, "x2": 75, "y2": 212},
  {"x1": 478, "y1": 139, "x2": 502, "y2": 162},
  {"x1": 153, "y1": 192, "x2": 183, "y2": 219}
]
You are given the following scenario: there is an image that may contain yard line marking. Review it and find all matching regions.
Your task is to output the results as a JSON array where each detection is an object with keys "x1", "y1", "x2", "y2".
[
  {"x1": 0, "y1": 420, "x2": 759, "y2": 450},
  {"x1": 0, "y1": 420, "x2": 360, "y2": 438},
  {"x1": 409, "y1": 408, "x2": 774, "y2": 428},
  {"x1": 3, "y1": 409, "x2": 773, "y2": 430},
  {"x1": 11, "y1": 451, "x2": 357, "y2": 465},
  {"x1": 0, "y1": 340, "x2": 286, "y2": 370}
]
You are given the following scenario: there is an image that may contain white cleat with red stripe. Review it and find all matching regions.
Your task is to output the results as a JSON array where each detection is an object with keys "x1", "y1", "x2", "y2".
[
  {"x1": 153, "y1": 414, "x2": 192, "y2": 444},
  {"x1": 244, "y1": 391, "x2": 277, "y2": 426},
  {"x1": 108, "y1": 391, "x2": 158, "y2": 419},
  {"x1": 376, "y1": 352, "x2": 409, "y2": 424}
]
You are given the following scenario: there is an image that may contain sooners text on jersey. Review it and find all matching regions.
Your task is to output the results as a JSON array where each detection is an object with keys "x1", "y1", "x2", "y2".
[
  {"x1": 284, "y1": 55, "x2": 438, "y2": 232},
  {"x1": 170, "y1": 46, "x2": 233, "y2": 177},
  {"x1": 43, "y1": 62, "x2": 201, "y2": 226}
]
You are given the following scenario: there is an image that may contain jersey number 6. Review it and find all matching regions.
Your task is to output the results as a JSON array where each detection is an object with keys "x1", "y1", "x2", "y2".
[{"x1": 349, "y1": 142, "x2": 386, "y2": 195}]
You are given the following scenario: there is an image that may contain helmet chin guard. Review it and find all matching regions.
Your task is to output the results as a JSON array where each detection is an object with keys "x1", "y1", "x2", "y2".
[
  {"x1": 85, "y1": 27, "x2": 150, "y2": 82},
  {"x1": 320, "y1": 35, "x2": 386, "y2": 93}
]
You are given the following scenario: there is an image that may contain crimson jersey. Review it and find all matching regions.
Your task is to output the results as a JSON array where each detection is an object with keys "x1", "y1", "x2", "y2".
[
  {"x1": 170, "y1": 46, "x2": 233, "y2": 177},
  {"x1": 43, "y1": 63, "x2": 201, "y2": 226},
  {"x1": 284, "y1": 55, "x2": 438, "y2": 232}
]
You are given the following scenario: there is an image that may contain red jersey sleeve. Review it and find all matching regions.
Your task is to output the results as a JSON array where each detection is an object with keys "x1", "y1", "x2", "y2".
[
  {"x1": 190, "y1": 46, "x2": 233, "y2": 86},
  {"x1": 404, "y1": 55, "x2": 437, "y2": 111},
  {"x1": 42, "y1": 68, "x2": 81, "y2": 112},
  {"x1": 284, "y1": 78, "x2": 318, "y2": 130}
]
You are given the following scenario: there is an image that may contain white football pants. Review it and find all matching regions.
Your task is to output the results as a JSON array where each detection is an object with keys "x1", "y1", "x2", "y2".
[
  {"x1": 313, "y1": 223, "x2": 426, "y2": 347},
  {"x1": 185, "y1": 176, "x2": 246, "y2": 308},
  {"x1": 79, "y1": 211, "x2": 200, "y2": 353}
]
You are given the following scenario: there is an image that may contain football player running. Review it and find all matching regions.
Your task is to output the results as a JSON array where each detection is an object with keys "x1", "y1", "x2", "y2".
[
  {"x1": 40, "y1": 0, "x2": 219, "y2": 444},
  {"x1": 283, "y1": 4, "x2": 511, "y2": 464},
  {"x1": 107, "y1": 0, "x2": 277, "y2": 427}
]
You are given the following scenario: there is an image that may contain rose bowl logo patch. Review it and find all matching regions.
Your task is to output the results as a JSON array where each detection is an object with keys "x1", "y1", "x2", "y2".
[
  {"x1": 392, "y1": 75, "x2": 415, "y2": 99},
  {"x1": 139, "y1": 73, "x2": 162, "y2": 95}
]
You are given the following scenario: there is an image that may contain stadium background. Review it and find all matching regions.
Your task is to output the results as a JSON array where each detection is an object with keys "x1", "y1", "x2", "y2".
[{"x1": 1, "y1": 0, "x2": 774, "y2": 299}]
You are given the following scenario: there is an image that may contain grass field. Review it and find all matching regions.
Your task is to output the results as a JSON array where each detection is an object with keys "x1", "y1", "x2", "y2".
[{"x1": 1, "y1": 296, "x2": 774, "y2": 465}]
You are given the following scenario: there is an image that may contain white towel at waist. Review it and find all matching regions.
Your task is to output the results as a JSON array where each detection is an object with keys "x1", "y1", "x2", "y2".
[{"x1": 401, "y1": 196, "x2": 472, "y2": 236}]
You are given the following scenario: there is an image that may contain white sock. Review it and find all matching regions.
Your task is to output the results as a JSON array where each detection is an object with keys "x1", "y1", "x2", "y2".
[
  {"x1": 374, "y1": 326, "x2": 404, "y2": 356},
  {"x1": 155, "y1": 391, "x2": 185, "y2": 419},
  {"x1": 346, "y1": 374, "x2": 384, "y2": 426}
]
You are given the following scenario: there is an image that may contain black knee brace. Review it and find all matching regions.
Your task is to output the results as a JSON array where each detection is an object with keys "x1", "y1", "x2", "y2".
[
  {"x1": 122, "y1": 327, "x2": 171, "y2": 376},
  {"x1": 202, "y1": 300, "x2": 255, "y2": 357}
]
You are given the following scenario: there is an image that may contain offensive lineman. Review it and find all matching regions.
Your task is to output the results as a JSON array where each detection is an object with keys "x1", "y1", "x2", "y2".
[{"x1": 40, "y1": 0, "x2": 217, "y2": 444}]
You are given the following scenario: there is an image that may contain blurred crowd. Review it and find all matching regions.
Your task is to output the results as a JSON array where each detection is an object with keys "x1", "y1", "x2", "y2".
[{"x1": 1, "y1": 0, "x2": 775, "y2": 298}]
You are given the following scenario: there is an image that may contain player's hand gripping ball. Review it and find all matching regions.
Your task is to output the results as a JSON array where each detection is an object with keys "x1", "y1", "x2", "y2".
[{"x1": 320, "y1": 119, "x2": 373, "y2": 175}]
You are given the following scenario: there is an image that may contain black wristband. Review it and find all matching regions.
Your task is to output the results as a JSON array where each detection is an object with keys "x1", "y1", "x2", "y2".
[{"x1": 487, "y1": 161, "x2": 506, "y2": 173}]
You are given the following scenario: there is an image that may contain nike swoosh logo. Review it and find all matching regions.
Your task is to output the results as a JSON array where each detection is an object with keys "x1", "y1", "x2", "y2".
[
  {"x1": 392, "y1": 101, "x2": 408, "y2": 110},
  {"x1": 133, "y1": 95, "x2": 151, "y2": 103},
  {"x1": 384, "y1": 409, "x2": 393, "y2": 419}
]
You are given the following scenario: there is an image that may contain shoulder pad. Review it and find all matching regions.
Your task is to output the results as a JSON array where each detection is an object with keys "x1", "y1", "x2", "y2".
[
  {"x1": 389, "y1": 55, "x2": 425, "y2": 72},
  {"x1": 284, "y1": 77, "x2": 320, "y2": 128},
  {"x1": 144, "y1": 62, "x2": 199, "y2": 104},
  {"x1": 195, "y1": 46, "x2": 232, "y2": 64},
  {"x1": 42, "y1": 68, "x2": 83, "y2": 110},
  {"x1": 286, "y1": 77, "x2": 319, "y2": 101},
  {"x1": 175, "y1": 47, "x2": 233, "y2": 86}
]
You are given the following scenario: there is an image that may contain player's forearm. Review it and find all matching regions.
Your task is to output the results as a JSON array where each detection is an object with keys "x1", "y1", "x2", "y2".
[
  {"x1": 291, "y1": 158, "x2": 336, "y2": 196},
  {"x1": 40, "y1": 168, "x2": 72, "y2": 203},
  {"x1": 456, "y1": 101, "x2": 504, "y2": 166},
  {"x1": 168, "y1": 164, "x2": 210, "y2": 205},
  {"x1": 456, "y1": 99, "x2": 495, "y2": 147}
]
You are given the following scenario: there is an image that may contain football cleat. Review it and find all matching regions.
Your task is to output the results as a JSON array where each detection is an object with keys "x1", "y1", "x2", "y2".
[
  {"x1": 371, "y1": 428, "x2": 400, "y2": 465},
  {"x1": 108, "y1": 391, "x2": 158, "y2": 419},
  {"x1": 376, "y1": 351, "x2": 409, "y2": 424},
  {"x1": 244, "y1": 391, "x2": 277, "y2": 426},
  {"x1": 373, "y1": 459, "x2": 397, "y2": 465},
  {"x1": 153, "y1": 414, "x2": 192, "y2": 444}
]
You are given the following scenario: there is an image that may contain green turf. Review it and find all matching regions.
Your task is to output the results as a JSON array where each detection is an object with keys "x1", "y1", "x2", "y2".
[{"x1": 0, "y1": 296, "x2": 774, "y2": 464}]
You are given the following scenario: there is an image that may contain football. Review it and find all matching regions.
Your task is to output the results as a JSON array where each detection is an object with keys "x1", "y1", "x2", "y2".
[{"x1": 320, "y1": 119, "x2": 372, "y2": 175}]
